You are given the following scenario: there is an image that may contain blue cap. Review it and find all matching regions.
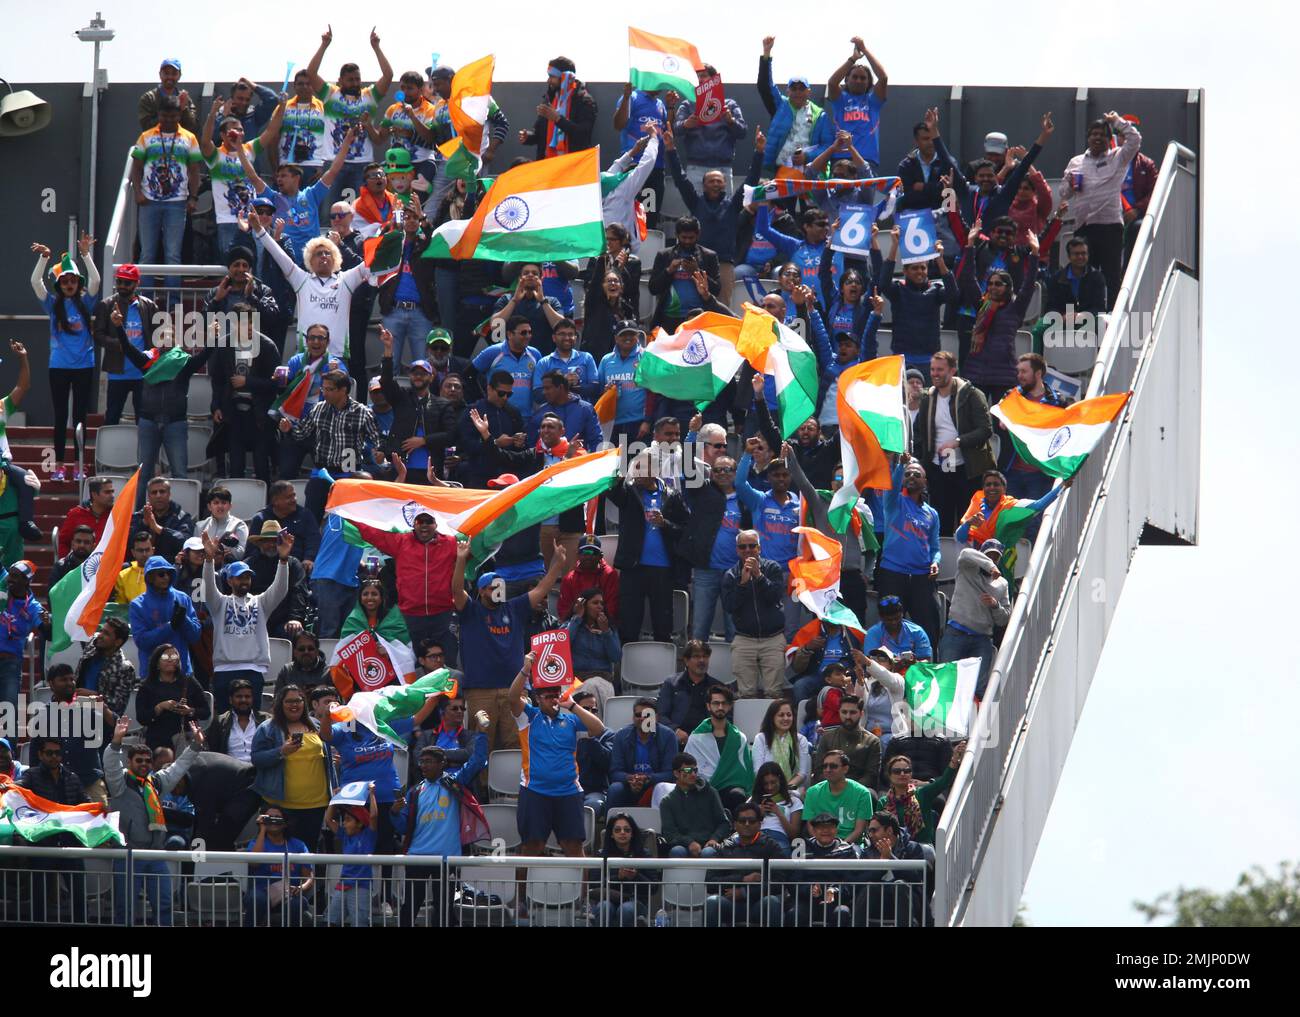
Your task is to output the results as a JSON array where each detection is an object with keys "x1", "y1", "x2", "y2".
[
  {"x1": 224, "y1": 561, "x2": 253, "y2": 579},
  {"x1": 408, "y1": 359, "x2": 434, "y2": 374},
  {"x1": 161, "y1": 58, "x2": 182, "y2": 72},
  {"x1": 143, "y1": 555, "x2": 176, "y2": 575},
  {"x1": 878, "y1": 595, "x2": 903, "y2": 612},
  {"x1": 787, "y1": 76, "x2": 811, "y2": 89},
  {"x1": 251, "y1": 193, "x2": 276, "y2": 210},
  {"x1": 476, "y1": 571, "x2": 499, "y2": 590},
  {"x1": 979, "y1": 539, "x2": 1005, "y2": 558}
]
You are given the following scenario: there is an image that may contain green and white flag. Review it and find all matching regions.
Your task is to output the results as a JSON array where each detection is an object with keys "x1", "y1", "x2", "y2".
[
  {"x1": 329, "y1": 668, "x2": 460, "y2": 748},
  {"x1": 903, "y1": 659, "x2": 979, "y2": 739}
]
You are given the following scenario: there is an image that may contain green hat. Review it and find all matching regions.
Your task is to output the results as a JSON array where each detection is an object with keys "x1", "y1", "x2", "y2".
[
  {"x1": 51, "y1": 252, "x2": 81, "y2": 281},
  {"x1": 384, "y1": 147, "x2": 414, "y2": 174},
  {"x1": 426, "y1": 327, "x2": 452, "y2": 347}
]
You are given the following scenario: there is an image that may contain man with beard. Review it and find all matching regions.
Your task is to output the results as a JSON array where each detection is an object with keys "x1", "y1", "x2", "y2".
[
  {"x1": 377, "y1": 327, "x2": 452, "y2": 483},
  {"x1": 52, "y1": 524, "x2": 95, "y2": 586},
  {"x1": 206, "y1": 678, "x2": 270, "y2": 763},
  {"x1": 811, "y1": 695, "x2": 882, "y2": 792},
  {"x1": 875, "y1": 455, "x2": 941, "y2": 650},
  {"x1": 519, "y1": 56, "x2": 597, "y2": 161}
]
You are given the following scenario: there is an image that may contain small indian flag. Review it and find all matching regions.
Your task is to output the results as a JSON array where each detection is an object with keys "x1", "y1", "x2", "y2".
[
  {"x1": 903, "y1": 659, "x2": 979, "y2": 739},
  {"x1": 594, "y1": 385, "x2": 618, "y2": 445},
  {"x1": 829, "y1": 356, "x2": 908, "y2": 531},
  {"x1": 634, "y1": 311, "x2": 747, "y2": 409},
  {"x1": 142, "y1": 345, "x2": 190, "y2": 385},
  {"x1": 362, "y1": 227, "x2": 404, "y2": 284},
  {"x1": 737, "y1": 303, "x2": 819, "y2": 438},
  {"x1": 788, "y1": 526, "x2": 864, "y2": 631},
  {"x1": 437, "y1": 54, "x2": 495, "y2": 160},
  {"x1": 628, "y1": 28, "x2": 702, "y2": 101},
  {"x1": 991, "y1": 389, "x2": 1131, "y2": 479},
  {"x1": 330, "y1": 668, "x2": 460, "y2": 747},
  {"x1": 49, "y1": 468, "x2": 142, "y2": 653},
  {"x1": 421, "y1": 147, "x2": 604, "y2": 262},
  {"x1": 0, "y1": 780, "x2": 124, "y2": 847},
  {"x1": 269, "y1": 362, "x2": 318, "y2": 422}
]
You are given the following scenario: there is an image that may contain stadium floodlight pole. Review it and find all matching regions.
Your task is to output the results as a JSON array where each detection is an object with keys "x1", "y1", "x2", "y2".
[{"x1": 75, "y1": 11, "x2": 115, "y2": 243}]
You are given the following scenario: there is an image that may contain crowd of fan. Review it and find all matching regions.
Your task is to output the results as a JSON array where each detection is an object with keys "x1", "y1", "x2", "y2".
[{"x1": 2, "y1": 27, "x2": 1152, "y2": 927}]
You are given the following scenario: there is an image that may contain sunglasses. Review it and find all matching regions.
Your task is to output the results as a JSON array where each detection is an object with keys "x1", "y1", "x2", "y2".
[
  {"x1": 678, "y1": 766, "x2": 697, "y2": 774},
  {"x1": 737, "y1": 542, "x2": 759, "y2": 549},
  {"x1": 735, "y1": 817, "x2": 760, "y2": 825},
  {"x1": 493, "y1": 388, "x2": 513, "y2": 398},
  {"x1": 330, "y1": 211, "x2": 351, "y2": 219},
  {"x1": 891, "y1": 767, "x2": 913, "y2": 776},
  {"x1": 283, "y1": 699, "x2": 305, "y2": 706},
  {"x1": 713, "y1": 467, "x2": 736, "y2": 474},
  {"x1": 706, "y1": 442, "x2": 727, "y2": 449}
]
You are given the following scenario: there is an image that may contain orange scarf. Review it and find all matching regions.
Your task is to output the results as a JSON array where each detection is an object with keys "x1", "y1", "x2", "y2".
[
  {"x1": 354, "y1": 186, "x2": 398, "y2": 229},
  {"x1": 960, "y1": 491, "x2": 1020, "y2": 546}
]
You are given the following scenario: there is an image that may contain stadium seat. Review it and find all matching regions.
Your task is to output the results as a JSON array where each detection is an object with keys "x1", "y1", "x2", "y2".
[
  {"x1": 525, "y1": 866, "x2": 585, "y2": 926},
  {"x1": 606, "y1": 805, "x2": 662, "y2": 837},
  {"x1": 707, "y1": 640, "x2": 734, "y2": 684},
  {"x1": 604, "y1": 696, "x2": 639, "y2": 731},
  {"x1": 488, "y1": 749, "x2": 523, "y2": 801},
  {"x1": 316, "y1": 638, "x2": 339, "y2": 660},
  {"x1": 569, "y1": 279, "x2": 585, "y2": 311},
  {"x1": 545, "y1": 806, "x2": 596, "y2": 853},
  {"x1": 44, "y1": 641, "x2": 84, "y2": 673},
  {"x1": 1046, "y1": 332, "x2": 1099, "y2": 376},
  {"x1": 175, "y1": 425, "x2": 214, "y2": 478},
  {"x1": 187, "y1": 373, "x2": 213, "y2": 420},
  {"x1": 939, "y1": 329, "x2": 960, "y2": 357},
  {"x1": 733, "y1": 698, "x2": 777, "y2": 742},
  {"x1": 168, "y1": 478, "x2": 202, "y2": 518},
  {"x1": 938, "y1": 536, "x2": 961, "y2": 588},
  {"x1": 184, "y1": 860, "x2": 249, "y2": 926},
  {"x1": 620, "y1": 641, "x2": 677, "y2": 692},
  {"x1": 267, "y1": 638, "x2": 292, "y2": 684},
  {"x1": 455, "y1": 865, "x2": 518, "y2": 926},
  {"x1": 93, "y1": 425, "x2": 139, "y2": 474},
  {"x1": 214, "y1": 478, "x2": 268, "y2": 521},
  {"x1": 640, "y1": 229, "x2": 666, "y2": 265},
  {"x1": 662, "y1": 866, "x2": 709, "y2": 926},
  {"x1": 480, "y1": 803, "x2": 521, "y2": 852},
  {"x1": 598, "y1": 534, "x2": 618, "y2": 560},
  {"x1": 290, "y1": 478, "x2": 309, "y2": 504},
  {"x1": 604, "y1": 497, "x2": 619, "y2": 531},
  {"x1": 672, "y1": 590, "x2": 689, "y2": 643}
]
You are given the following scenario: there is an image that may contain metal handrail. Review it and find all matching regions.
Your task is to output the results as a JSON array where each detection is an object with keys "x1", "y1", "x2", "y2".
[
  {"x1": 933, "y1": 141, "x2": 1198, "y2": 925},
  {"x1": 101, "y1": 150, "x2": 136, "y2": 286}
]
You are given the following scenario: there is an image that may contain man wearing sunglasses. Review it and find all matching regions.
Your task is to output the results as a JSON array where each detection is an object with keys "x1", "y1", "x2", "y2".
[
  {"x1": 21, "y1": 737, "x2": 89, "y2": 923},
  {"x1": 455, "y1": 369, "x2": 525, "y2": 489},
  {"x1": 660, "y1": 752, "x2": 731, "y2": 858},
  {"x1": 757, "y1": 37, "x2": 827, "y2": 178},
  {"x1": 702, "y1": 801, "x2": 787, "y2": 927},
  {"x1": 678, "y1": 453, "x2": 740, "y2": 643},
  {"x1": 801, "y1": 748, "x2": 874, "y2": 845},
  {"x1": 722, "y1": 529, "x2": 788, "y2": 698}
]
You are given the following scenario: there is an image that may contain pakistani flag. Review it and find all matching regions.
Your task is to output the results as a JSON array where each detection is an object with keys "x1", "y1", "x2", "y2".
[
  {"x1": 0, "y1": 781, "x2": 124, "y2": 847},
  {"x1": 143, "y1": 345, "x2": 190, "y2": 385},
  {"x1": 903, "y1": 660, "x2": 979, "y2": 739},
  {"x1": 330, "y1": 668, "x2": 460, "y2": 747}
]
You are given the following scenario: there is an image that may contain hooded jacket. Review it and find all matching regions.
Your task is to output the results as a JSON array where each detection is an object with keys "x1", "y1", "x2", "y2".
[{"x1": 128, "y1": 557, "x2": 202, "y2": 673}]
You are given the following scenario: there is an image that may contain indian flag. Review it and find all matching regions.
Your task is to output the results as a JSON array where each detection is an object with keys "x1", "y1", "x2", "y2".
[
  {"x1": 437, "y1": 54, "x2": 495, "y2": 160},
  {"x1": 49, "y1": 468, "x2": 141, "y2": 653},
  {"x1": 628, "y1": 28, "x2": 702, "y2": 101},
  {"x1": 829, "y1": 356, "x2": 907, "y2": 532},
  {"x1": 902, "y1": 659, "x2": 979, "y2": 739},
  {"x1": 269, "y1": 362, "x2": 317, "y2": 421},
  {"x1": 421, "y1": 147, "x2": 604, "y2": 262},
  {"x1": 0, "y1": 780, "x2": 123, "y2": 847},
  {"x1": 992, "y1": 389, "x2": 1131, "y2": 479},
  {"x1": 634, "y1": 311, "x2": 746, "y2": 408},
  {"x1": 788, "y1": 526, "x2": 864, "y2": 631},
  {"x1": 594, "y1": 385, "x2": 617, "y2": 445},
  {"x1": 330, "y1": 668, "x2": 460, "y2": 747},
  {"x1": 142, "y1": 345, "x2": 190, "y2": 385},
  {"x1": 362, "y1": 227, "x2": 404, "y2": 284},
  {"x1": 737, "y1": 304, "x2": 819, "y2": 438}
]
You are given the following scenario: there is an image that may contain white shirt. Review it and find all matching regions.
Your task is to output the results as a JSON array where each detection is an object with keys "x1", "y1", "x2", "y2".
[
  {"x1": 931, "y1": 390, "x2": 965, "y2": 468},
  {"x1": 257, "y1": 229, "x2": 370, "y2": 356},
  {"x1": 227, "y1": 712, "x2": 258, "y2": 763},
  {"x1": 1058, "y1": 123, "x2": 1142, "y2": 227}
]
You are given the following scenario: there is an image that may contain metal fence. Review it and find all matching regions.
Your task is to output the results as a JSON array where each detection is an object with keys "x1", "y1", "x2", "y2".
[
  {"x1": 932, "y1": 141, "x2": 1199, "y2": 925},
  {"x1": 0, "y1": 845, "x2": 926, "y2": 929}
]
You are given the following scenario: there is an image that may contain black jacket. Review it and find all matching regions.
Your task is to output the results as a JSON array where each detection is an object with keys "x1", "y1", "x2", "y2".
[
  {"x1": 128, "y1": 500, "x2": 197, "y2": 562},
  {"x1": 209, "y1": 339, "x2": 279, "y2": 418},
  {"x1": 377, "y1": 232, "x2": 438, "y2": 319},
  {"x1": 656, "y1": 670, "x2": 726, "y2": 735},
  {"x1": 119, "y1": 338, "x2": 213, "y2": 424},
  {"x1": 722, "y1": 556, "x2": 786, "y2": 638},
  {"x1": 379, "y1": 355, "x2": 457, "y2": 469},
  {"x1": 92, "y1": 293, "x2": 167, "y2": 374},
  {"x1": 911, "y1": 377, "x2": 996, "y2": 480},
  {"x1": 648, "y1": 243, "x2": 722, "y2": 330},
  {"x1": 677, "y1": 481, "x2": 749, "y2": 570},
  {"x1": 607, "y1": 479, "x2": 687, "y2": 570},
  {"x1": 455, "y1": 399, "x2": 523, "y2": 489},
  {"x1": 525, "y1": 84, "x2": 597, "y2": 161},
  {"x1": 897, "y1": 145, "x2": 960, "y2": 212},
  {"x1": 705, "y1": 831, "x2": 787, "y2": 890},
  {"x1": 202, "y1": 276, "x2": 280, "y2": 319},
  {"x1": 1043, "y1": 263, "x2": 1109, "y2": 317},
  {"x1": 205, "y1": 709, "x2": 270, "y2": 756},
  {"x1": 20, "y1": 766, "x2": 86, "y2": 846}
]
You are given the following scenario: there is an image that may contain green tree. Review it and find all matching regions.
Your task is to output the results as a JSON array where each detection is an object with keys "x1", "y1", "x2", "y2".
[{"x1": 1135, "y1": 861, "x2": 1300, "y2": 927}]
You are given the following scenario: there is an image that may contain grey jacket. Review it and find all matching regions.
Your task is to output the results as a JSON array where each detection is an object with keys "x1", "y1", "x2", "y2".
[
  {"x1": 947, "y1": 548, "x2": 1011, "y2": 636},
  {"x1": 104, "y1": 741, "x2": 200, "y2": 848}
]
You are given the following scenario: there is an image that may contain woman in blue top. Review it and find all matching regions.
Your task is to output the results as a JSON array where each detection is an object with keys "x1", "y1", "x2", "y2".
[{"x1": 30, "y1": 235, "x2": 100, "y2": 481}]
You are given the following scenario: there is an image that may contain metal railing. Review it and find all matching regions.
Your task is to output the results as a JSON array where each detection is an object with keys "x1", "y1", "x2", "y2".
[
  {"x1": 932, "y1": 141, "x2": 1199, "y2": 925},
  {"x1": 0, "y1": 844, "x2": 926, "y2": 929}
]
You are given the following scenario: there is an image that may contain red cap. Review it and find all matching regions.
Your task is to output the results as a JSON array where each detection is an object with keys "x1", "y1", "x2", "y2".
[
  {"x1": 115, "y1": 264, "x2": 141, "y2": 282},
  {"x1": 487, "y1": 473, "x2": 520, "y2": 489}
]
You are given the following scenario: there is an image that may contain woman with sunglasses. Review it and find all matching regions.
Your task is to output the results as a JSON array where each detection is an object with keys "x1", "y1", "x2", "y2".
[
  {"x1": 875, "y1": 739, "x2": 966, "y2": 845},
  {"x1": 135, "y1": 643, "x2": 211, "y2": 751},
  {"x1": 581, "y1": 267, "x2": 639, "y2": 363},
  {"x1": 251, "y1": 684, "x2": 332, "y2": 849},
  {"x1": 597, "y1": 812, "x2": 659, "y2": 926},
  {"x1": 746, "y1": 761, "x2": 803, "y2": 855}
]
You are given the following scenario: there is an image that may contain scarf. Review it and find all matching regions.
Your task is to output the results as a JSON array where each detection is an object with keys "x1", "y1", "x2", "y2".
[
  {"x1": 686, "y1": 718, "x2": 754, "y2": 793},
  {"x1": 769, "y1": 730, "x2": 798, "y2": 782},
  {"x1": 545, "y1": 72, "x2": 578, "y2": 159},
  {"x1": 745, "y1": 176, "x2": 901, "y2": 205},
  {"x1": 354, "y1": 186, "x2": 398, "y2": 229},
  {"x1": 883, "y1": 783, "x2": 926, "y2": 838},
  {"x1": 536, "y1": 436, "x2": 569, "y2": 457},
  {"x1": 959, "y1": 491, "x2": 1021, "y2": 546},
  {"x1": 969, "y1": 292, "x2": 1006, "y2": 356},
  {"x1": 124, "y1": 769, "x2": 166, "y2": 831}
]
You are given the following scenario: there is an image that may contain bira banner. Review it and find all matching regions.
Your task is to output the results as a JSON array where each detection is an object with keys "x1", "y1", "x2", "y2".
[{"x1": 530, "y1": 629, "x2": 575, "y2": 688}]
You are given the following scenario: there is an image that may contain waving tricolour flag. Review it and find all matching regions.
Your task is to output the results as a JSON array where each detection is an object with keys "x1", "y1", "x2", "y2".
[
  {"x1": 829, "y1": 356, "x2": 908, "y2": 532},
  {"x1": 788, "y1": 526, "x2": 864, "y2": 632},
  {"x1": 992, "y1": 389, "x2": 1131, "y2": 480},
  {"x1": 737, "y1": 304, "x2": 820, "y2": 438},
  {"x1": 634, "y1": 311, "x2": 747, "y2": 409},
  {"x1": 628, "y1": 28, "x2": 702, "y2": 101},
  {"x1": 0, "y1": 780, "x2": 124, "y2": 847},
  {"x1": 330, "y1": 668, "x2": 460, "y2": 747}
]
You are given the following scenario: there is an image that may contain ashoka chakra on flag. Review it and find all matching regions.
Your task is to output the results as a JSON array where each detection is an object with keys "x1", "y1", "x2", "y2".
[{"x1": 493, "y1": 196, "x2": 530, "y2": 232}]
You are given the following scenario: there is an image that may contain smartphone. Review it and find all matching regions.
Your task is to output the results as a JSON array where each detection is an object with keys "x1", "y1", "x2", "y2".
[{"x1": 292, "y1": 732, "x2": 304, "y2": 745}]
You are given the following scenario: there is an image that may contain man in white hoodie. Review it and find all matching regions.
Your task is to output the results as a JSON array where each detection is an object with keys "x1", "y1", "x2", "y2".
[{"x1": 200, "y1": 528, "x2": 292, "y2": 713}]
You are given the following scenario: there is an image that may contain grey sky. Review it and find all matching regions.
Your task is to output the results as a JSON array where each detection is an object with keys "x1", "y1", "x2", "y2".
[{"x1": 7, "y1": 0, "x2": 1293, "y2": 925}]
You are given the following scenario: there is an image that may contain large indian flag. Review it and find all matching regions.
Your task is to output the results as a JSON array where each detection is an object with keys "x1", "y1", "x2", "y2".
[
  {"x1": 49, "y1": 468, "x2": 142, "y2": 653},
  {"x1": 829, "y1": 356, "x2": 907, "y2": 532},
  {"x1": 0, "y1": 781, "x2": 123, "y2": 847},
  {"x1": 437, "y1": 54, "x2": 496, "y2": 160},
  {"x1": 422, "y1": 147, "x2": 604, "y2": 262},
  {"x1": 788, "y1": 526, "x2": 864, "y2": 631},
  {"x1": 902, "y1": 659, "x2": 979, "y2": 739},
  {"x1": 628, "y1": 28, "x2": 702, "y2": 101},
  {"x1": 992, "y1": 389, "x2": 1131, "y2": 479},
  {"x1": 634, "y1": 311, "x2": 746, "y2": 408},
  {"x1": 737, "y1": 303, "x2": 819, "y2": 438},
  {"x1": 331, "y1": 668, "x2": 460, "y2": 747}
]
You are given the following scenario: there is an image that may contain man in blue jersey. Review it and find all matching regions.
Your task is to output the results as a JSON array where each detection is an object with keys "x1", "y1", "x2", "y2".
[
  {"x1": 812, "y1": 37, "x2": 889, "y2": 173},
  {"x1": 734, "y1": 450, "x2": 804, "y2": 639},
  {"x1": 534, "y1": 319, "x2": 600, "y2": 405},
  {"x1": 399, "y1": 743, "x2": 483, "y2": 926},
  {"x1": 875, "y1": 455, "x2": 942, "y2": 649},
  {"x1": 597, "y1": 322, "x2": 649, "y2": 445},
  {"x1": 471, "y1": 315, "x2": 543, "y2": 416},
  {"x1": 509, "y1": 650, "x2": 606, "y2": 857}
]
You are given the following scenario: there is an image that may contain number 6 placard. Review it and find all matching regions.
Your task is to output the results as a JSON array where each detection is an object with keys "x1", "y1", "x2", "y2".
[
  {"x1": 896, "y1": 210, "x2": 938, "y2": 265},
  {"x1": 830, "y1": 203, "x2": 873, "y2": 256}
]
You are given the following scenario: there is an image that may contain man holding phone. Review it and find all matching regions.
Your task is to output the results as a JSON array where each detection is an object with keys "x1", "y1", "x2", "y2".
[{"x1": 648, "y1": 215, "x2": 722, "y2": 331}]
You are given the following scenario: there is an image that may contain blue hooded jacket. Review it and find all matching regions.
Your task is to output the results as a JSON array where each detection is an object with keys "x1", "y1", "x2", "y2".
[{"x1": 128, "y1": 556, "x2": 202, "y2": 673}]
